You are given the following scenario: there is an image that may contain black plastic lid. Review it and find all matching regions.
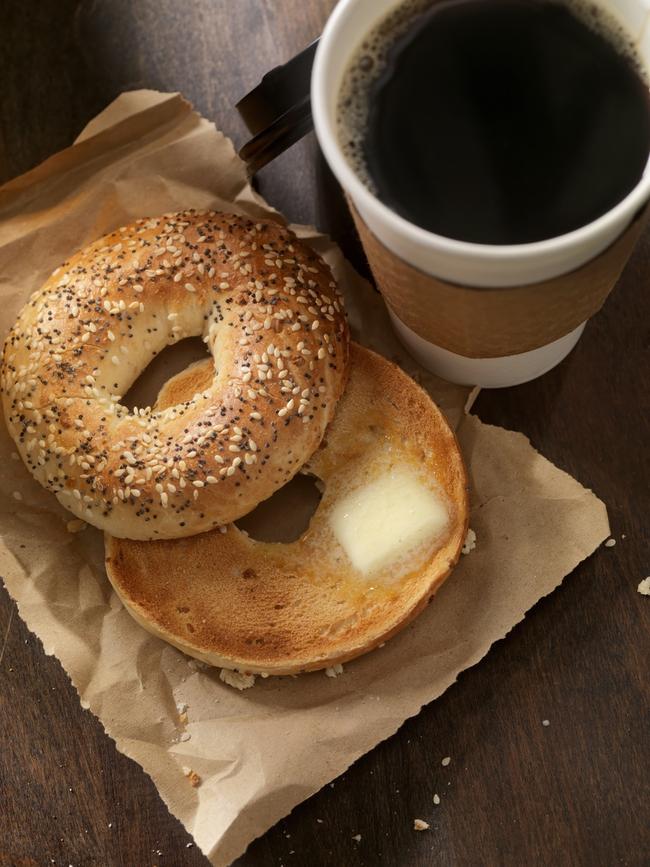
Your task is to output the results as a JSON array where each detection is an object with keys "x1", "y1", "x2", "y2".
[{"x1": 236, "y1": 40, "x2": 318, "y2": 174}]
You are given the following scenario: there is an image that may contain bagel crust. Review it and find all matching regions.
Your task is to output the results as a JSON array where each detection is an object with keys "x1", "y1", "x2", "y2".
[{"x1": 1, "y1": 211, "x2": 349, "y2": 539}]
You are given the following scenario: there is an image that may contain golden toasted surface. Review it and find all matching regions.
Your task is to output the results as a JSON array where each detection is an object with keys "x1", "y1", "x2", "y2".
[
  {"x1": 105, "y1": 343, "x2": 469, "y2": 674},
  {"x1": 1, "y1": 211, "x2": 349, "y2": 539}
]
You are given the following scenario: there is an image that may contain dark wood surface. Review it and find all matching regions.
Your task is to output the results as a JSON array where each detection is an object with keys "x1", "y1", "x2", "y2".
[{"x1": 1, "y1": 2, "x2": 648, "y2": 865}]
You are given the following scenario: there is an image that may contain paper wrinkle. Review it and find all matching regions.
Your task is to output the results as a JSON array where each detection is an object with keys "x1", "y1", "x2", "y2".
[{"x1": 0, "y1": 90, "x2": 610, "y2": 867}]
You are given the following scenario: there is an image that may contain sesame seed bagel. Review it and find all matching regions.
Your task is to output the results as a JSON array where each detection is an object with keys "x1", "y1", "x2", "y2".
[
  {"x1": 1, "y1": 211, "x2": 349, "y2": 539},
  {"x1": 105, "y1": 344, "x2": 469, "y2": 675}
]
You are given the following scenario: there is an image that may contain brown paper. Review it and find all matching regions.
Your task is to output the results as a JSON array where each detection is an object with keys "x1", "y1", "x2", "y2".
[
  {"x1": 0, "y1": 91, "x2": 610, "y2": 866},
  {"x1": 350, "y1": 200, "x2": 648, "y2": 357}
]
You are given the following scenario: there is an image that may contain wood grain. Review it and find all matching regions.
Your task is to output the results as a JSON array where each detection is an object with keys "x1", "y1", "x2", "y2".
[{"x1": 0, "y1": 1, "x2": 648, "y2": 865}]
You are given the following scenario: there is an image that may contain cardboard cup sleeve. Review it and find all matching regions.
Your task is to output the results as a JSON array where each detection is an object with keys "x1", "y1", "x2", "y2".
[{"x1": 350, "y1": 201, "x2": 649, "y2": 358}]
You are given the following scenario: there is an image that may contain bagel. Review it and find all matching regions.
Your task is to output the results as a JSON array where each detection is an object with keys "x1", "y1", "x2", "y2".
[
  {"x1": 105, "y1": 344, "x2": 469, "y2": 675},
  {"x1": 1, "y1": 211, "x2": 349, "y2": 539}
]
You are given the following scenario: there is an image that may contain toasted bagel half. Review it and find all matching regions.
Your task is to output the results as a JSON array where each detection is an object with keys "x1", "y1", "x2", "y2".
[{"x1": 105, "y1": 343, "x2": 468, "y2": 675}]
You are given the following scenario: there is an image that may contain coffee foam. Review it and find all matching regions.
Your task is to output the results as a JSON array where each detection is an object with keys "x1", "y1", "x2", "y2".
[{"x1": 336, "y1": 0, "x2": 648, "y2": 194}]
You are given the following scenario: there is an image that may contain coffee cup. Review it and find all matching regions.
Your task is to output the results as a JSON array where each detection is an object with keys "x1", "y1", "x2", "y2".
[{"x1": 311, "y1": 0, "x2": 650, "y2": 386}]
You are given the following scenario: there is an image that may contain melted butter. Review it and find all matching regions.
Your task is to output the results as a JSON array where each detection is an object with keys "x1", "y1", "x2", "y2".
[{"x1": 329, "y1": 467, "x2": 448, "y2": 577}]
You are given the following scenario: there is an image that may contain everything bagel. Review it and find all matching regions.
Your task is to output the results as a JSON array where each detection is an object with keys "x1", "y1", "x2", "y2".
[{"x1": 1, "y1": 211, "x2": 349, "y2": 539}]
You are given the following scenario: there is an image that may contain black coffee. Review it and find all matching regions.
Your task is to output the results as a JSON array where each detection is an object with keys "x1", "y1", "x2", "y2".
[{"x1": 338, "y1": 0, "x2": 650, "y2": 245}]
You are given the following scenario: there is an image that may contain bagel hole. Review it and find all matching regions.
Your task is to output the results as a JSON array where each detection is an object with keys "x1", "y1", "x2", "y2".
[
  {"x1": 235, "y1": 473, "x2": 322, "y2": 543},
  {"x1": 122, "y1": 337, "x2": 212, "y2": 411}
]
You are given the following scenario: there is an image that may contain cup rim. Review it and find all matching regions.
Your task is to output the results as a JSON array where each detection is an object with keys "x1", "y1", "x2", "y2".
[{"x1": 311, "y1": 0, "x2": 650, "y2": 263}]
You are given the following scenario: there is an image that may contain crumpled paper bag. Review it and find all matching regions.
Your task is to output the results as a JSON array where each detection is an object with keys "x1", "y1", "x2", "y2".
[{"x1": 0, "y1": 90, "x2": 610, "y2": 866}]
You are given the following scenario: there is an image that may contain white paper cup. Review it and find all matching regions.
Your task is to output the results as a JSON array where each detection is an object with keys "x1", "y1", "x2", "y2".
[{"x1": 312, "y1": 0, "x2": 650, "y2": 386}]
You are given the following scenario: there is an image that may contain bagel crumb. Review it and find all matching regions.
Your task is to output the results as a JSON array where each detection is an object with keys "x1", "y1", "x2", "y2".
[
  {"x1": 66, "y1": 519, "x2": 87, "y2": 533},
  {"x1": 637, "y1": 577, "x2": 650, "y2": 595},
  {"x1": 182, "y1": 767, "x2": 202, "y2": 787},
  {"x1": 461, "y1": 528, "x2": 476, "y2": 554},
  {"x1": 433, "y1": 794, "x2": 440, "y2": 805},
  {"x1": 325, "y1": 664, "x2": 344, "y2": 678},
  {"x1": 220, "y1": 669, "x2": 256, "y2": 690},
  {"x1": 413, "y1": 819, "x2": 430, "y2": 831},
  {"x1": 441, "y1": 756, "x2": 451, "y2": 766},
  {"x1": 604, "y1": 538, "x2": 616, "y2": 547}
]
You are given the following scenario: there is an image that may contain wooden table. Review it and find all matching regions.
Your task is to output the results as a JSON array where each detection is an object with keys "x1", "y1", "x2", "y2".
[{"x1": 1, "y1": 2, "x2": 648, "y2": 865}]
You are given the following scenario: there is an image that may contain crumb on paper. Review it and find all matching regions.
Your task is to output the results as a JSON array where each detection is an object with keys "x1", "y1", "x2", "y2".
[
  {"x1": 352, "y1": 834, "x2": 361, "y2": 842},
  {"x1": 12, "y1": 490, "x2": 22, "y2": 501},
  {"x1": 325, "y1": 663, "x2": 344, "y2": 678},
  {"x1": 182, "y1": 766, "x2": 202, "y2": 788},
  {"x1": 176, "y1": 701, "x2": 189, "y2": 724},
  {"x1": 413, "y1": 819, "x2": 430, "y2": 831},
  {"x1": 542, "y1": 719, "x2": 550, "y2": 727},
  {"x1": 461, "y1": 528, "x2": 476, "y2": 555},
  {"x1": 441, "y1": 756, "x2": 451, "y2": 767},
  {"x1": 66, "y1": 518, "x2": 87, "y2": 533},
  {"x1": 604, "y1": 538, "x2": 616, "y2": 548},
  {"x1": 433, "y1": 794, "x2": 440, "y2": 805},
  {"x1": 179, "y1": 732, "x2": 191, "y2": 743},
  {"x1": 220, "y1": 668, "x2": 256, "y2": 690},
  {"x1": 637, "y1": 577, "x2": 650, "y2": 596}
]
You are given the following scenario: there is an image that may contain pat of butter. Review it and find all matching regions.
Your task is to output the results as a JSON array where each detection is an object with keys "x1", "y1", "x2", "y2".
[{"x1": 330, "y1": 467, "x2": 448, "y2": 576}]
